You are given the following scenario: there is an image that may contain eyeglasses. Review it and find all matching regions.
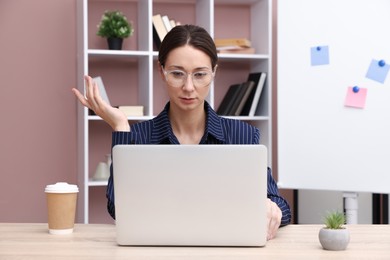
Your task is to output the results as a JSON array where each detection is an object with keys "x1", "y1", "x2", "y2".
[{"x1": 162, "y1": 67, "x2": 215, "y2": 88}]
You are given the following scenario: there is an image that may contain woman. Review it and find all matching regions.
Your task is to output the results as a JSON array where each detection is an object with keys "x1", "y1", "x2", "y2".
[{"x1": 73, "y1": 24, "x2": 291, "y2": 240}]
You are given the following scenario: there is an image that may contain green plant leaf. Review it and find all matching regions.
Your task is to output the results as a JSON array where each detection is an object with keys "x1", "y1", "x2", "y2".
[
  {"x1": 323, "y1": 210, "x2": 346, "y2": 229},
  {"x1": 97, "y1": 10, "x2": 134, "y2": 39}
]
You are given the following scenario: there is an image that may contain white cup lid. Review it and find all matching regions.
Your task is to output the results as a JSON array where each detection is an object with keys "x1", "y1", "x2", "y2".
[{"x1": 45, "y1": 182, "x2": 79, "y2": 193}]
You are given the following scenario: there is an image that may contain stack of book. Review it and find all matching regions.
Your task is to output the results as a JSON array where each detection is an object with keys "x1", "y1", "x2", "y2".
[
  {"x1": 118, "y1": 106, "x2": 144, "y2": 117},
  {"x1": 152, "y1": 14, "x2": 180, "y2": 49},
  {"x1": 217, "y1": 72, "x2": 267, "y2": 116},
  {"x1": 214, "y1": 38, "x2": 255, "y2": 54}
]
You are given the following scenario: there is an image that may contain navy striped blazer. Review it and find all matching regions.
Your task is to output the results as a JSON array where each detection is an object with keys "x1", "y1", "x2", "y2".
[{"x1": 107, "y1": 101, "x2": 291, "y2": 226}]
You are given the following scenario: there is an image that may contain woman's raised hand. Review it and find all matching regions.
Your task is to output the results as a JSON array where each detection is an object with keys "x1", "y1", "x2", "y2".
[{"x1": 72, "y1": 75, "x2": 130, "y2": 131}]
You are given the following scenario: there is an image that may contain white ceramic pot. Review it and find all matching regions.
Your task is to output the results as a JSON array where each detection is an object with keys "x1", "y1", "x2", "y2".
[{"x1": 319, "y1": 228, "x2": 350, "y2": 251}]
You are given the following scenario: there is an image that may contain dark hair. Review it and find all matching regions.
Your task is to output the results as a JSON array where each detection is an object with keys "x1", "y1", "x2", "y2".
[{"x1": 158, "y1": 24, "x2": 218, "y2": 71}]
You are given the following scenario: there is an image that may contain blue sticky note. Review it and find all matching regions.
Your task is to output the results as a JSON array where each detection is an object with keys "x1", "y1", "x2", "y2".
[
  {"x1": 311, "y1": 46, "x2": 329, "y2": 66},
  {"x1": 365, "y1": 59, "x2": 390, "y2": 84}
]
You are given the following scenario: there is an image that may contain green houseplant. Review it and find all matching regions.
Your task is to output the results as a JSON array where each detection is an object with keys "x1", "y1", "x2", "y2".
[
  {"x1": 97, "y1": 10, "x2": 134, "y2": 50},
  {"x1": 318, "y1": 211, "x2": 350, "y2": 251}
]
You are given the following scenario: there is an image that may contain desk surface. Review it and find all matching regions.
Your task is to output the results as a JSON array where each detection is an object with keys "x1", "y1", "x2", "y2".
[{"x1": 1, "y1": 223, "x2": 389, "y2": 259}]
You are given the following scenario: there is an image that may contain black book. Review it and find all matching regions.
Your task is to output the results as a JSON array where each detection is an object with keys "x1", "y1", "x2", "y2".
[
  {"x1": 240, "y1": 72, "x2": 267, "y2": 116},
  {"x1": 231, "y1": 81, "x2": 255, "y2": 116},
  {"x1": 216, "y1": 83, "x2": 242, "y2": 115},
  {"x1": 152, "y1": 24, "x2": 162, "y2": 49}
]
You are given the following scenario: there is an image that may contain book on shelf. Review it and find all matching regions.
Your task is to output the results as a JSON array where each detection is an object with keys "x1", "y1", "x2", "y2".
[
  {"x1": 216, "y1": 83, "x2": 242, "y2": 116},
  {"x1": 226, "y1": 81, "x2": 255, "y2": 116},
  {"x1": 231, "y1": 81, "x2": 256, "y2": 116},
  {"x1": 161, "y1": 15, "x2": 173, "y2": 32},
  {"x1": 152, "y1": 14, "x2": 180, "y2": 50},
  {"x1": 218, "y1": 47, "x2": 256, "y2": 54},
  {"x1": 118, "y1": 106, "x2": 144, "y2": 117},
  {"x1": 92, "y1": 76, "x2": 111, "y2": 106},
  {"x1": 240, "y1": 72, "x2": 267, "y2": 116},
  {"x1": 169, "y1": 19, "x2": 176, "y2": 28},
  {"x1": 216, "y1": 81, "x2": 254, "y2": 116},
  {"x1": 214, "y1": 38, "x2": 251, "y2": 48},
  {"x1": 152, "y1": 14, "x2": 168, "y2": 49}
]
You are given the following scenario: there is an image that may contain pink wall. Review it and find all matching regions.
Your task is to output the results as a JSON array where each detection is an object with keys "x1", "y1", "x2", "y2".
[
  {"x1": 0, "y1": 0, "x2": 292, "y2": 224},
  {"x1": 0, "y1": 0, "x2": 78, "y2": 222}
]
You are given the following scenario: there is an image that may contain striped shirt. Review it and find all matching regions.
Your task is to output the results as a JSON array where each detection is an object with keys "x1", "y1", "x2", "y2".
[{"x1": 107, "y1": 101, "x2": 291, "y2": 226}]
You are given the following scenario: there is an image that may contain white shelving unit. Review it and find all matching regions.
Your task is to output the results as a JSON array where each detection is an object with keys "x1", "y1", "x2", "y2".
[{"x1": 77, "y1": 0, "x2": 272, "y2": 223}]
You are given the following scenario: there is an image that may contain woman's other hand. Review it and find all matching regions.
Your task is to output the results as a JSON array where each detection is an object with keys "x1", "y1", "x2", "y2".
[{"x1": 266, "y1": 198, "x2": 282, "y2": 240}]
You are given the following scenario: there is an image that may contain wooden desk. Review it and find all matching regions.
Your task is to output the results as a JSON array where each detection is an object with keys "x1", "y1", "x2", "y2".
[{"x1": 1, "y1": 224, "x2": 389, "y2": 259}]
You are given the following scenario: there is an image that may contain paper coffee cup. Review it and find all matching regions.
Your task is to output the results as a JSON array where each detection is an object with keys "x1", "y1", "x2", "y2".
[{"x1": 45, "y1": 182, "x2": 79, "y2": 235}]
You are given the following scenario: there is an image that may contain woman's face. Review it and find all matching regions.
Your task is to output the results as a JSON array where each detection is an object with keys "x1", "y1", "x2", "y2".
[{"x1": 160, "y1": 45, "x2": 213, "y2": 113}]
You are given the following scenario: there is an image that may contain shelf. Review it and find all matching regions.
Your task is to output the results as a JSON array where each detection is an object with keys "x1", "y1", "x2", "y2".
[
  {"x1": 88, "y1": 115, "x2": 154, "y2": 121},
  {"x1": 78, "y1": 0, "x2": 273, "y2": 224},
  {"x1": 88, "y1": 49, "x2": 150, "y2": 58},
  {"x1": 218, "y1": 54, "x2": 269, "y2": 60},
  {"x1": 88, "y1": 179, "x2": 108, "y2": 187}
]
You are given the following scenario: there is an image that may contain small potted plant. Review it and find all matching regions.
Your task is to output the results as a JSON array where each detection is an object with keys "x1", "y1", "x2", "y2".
[
  {"x1": 97, "y1": 10, "x2": 134, "y2": 50},
  {"x1": 318, "y1": 211, "x2": 350, "y2": 251}
]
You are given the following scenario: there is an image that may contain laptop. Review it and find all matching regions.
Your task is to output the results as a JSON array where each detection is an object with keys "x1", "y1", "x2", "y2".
[{"x1": 112, "y1": 144, "x2": 268, "y2": 247}]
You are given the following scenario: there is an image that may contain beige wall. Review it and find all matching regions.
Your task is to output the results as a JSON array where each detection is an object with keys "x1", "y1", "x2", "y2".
[{"x1": 0, "y1": 0, "x2": 78, "y2": 222}]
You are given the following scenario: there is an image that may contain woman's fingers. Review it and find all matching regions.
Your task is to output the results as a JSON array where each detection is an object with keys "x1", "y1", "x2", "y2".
[
  {"x1": 83, "y1": 75, "x2": 108, "y2": 114},
  {"x1": 266, "y1": 199, "x2": 282, "y2": 240},
  {"x1": 72, "y1": 88, "x2": 90, "y2": 109},
  {"x1": 84, "y1": 76, "x2": 99, "y2": 109}
]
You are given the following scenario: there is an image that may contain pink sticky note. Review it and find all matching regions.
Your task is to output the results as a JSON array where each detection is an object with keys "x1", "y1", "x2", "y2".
[{"x1": 344, "y1": 87, "x2": 367, "y2": 108}]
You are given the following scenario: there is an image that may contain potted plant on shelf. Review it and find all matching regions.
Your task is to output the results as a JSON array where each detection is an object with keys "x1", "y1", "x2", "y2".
[
  {"x1": 318, "y1": 211, "x2": 350, "y2": 251},
  {"x1": 97, "y1": 10, "x2": 134, "y2": 50}
]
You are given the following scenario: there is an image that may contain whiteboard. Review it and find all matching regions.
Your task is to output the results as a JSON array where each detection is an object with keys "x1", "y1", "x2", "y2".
[{"x1": 277, "y1": 0, "x2": 390, "y2": 193}]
